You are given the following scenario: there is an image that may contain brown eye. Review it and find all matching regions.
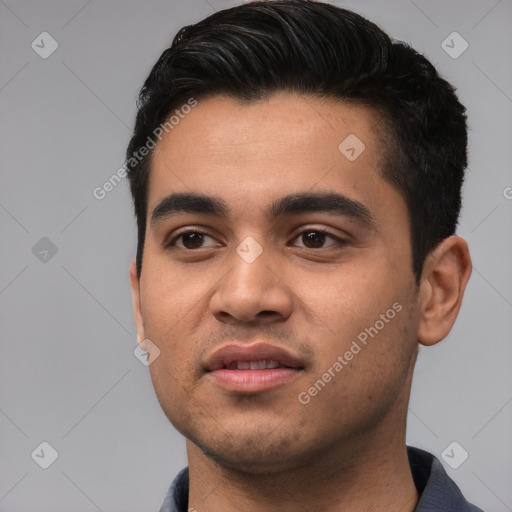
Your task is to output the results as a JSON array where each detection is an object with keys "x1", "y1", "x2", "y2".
[
  {"x1": 168, "y1": 231, "x2": 218, "y2": 250},
  {"x1": 303, "y1": 231, "x2": 326, "y2": 248},
  {"x1": 293, "y1": 230, "x2": 347, "y2": 249},
  {"x1": 180, "y1": 232, "x2": 206, "y2": 249}
]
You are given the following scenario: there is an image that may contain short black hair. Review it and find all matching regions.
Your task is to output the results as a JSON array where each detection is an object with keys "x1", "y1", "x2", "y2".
[{"x1": 126, "y1": 0, "x2": 468, "y2": 283}]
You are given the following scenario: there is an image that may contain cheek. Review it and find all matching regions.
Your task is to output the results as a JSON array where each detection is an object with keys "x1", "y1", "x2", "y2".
[
  {"x1": 294, "y1": 303, "x2": 417, "y2": 434},
  {"x1": 139, "y1": 269, "x2": 203, "y2": 389},
  {"x1": 292, "y1": 260, "x2": 404, "y2": 338},
  {"x1": 140, "y1": 261, "x2": 209, "y2": 332},
  {"x1": 291, "y1": 260, "x2": 416, "y2": 398},
  {"x1": 146, "y1": 333, "x2": 199, "y2": 430}
]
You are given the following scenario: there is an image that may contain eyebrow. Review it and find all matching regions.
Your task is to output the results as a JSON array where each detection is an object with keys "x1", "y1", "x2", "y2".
[{"x1": 150, "y1": 191, "x2": 376, "y2": 228}]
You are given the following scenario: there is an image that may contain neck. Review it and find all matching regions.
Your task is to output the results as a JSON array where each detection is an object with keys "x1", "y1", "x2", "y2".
[{"x1": 186, "y1": 426, "x2": 418, "y2": 512}]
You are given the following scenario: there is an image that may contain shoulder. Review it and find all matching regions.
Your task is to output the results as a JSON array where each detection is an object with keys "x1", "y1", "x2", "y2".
[
  {"x1": 159, "y1": 467, "x2": 189, "y2": 512},
  {"x1": 407, "y1": 446, "x2": 485, "y2": 512}
]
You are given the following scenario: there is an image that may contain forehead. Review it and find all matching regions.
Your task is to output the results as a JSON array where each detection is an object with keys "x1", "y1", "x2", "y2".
[
  {"x1": 152, "y1": 92, "x2": 379, "y2": 166},
  {"x1": 147, "y1": 92, "x2": 400, "y2": 224}
]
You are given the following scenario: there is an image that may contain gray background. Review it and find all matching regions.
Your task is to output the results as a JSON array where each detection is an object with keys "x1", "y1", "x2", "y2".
[{"x1": 0, "y1": 0, "x2": 511, "y2": 510}]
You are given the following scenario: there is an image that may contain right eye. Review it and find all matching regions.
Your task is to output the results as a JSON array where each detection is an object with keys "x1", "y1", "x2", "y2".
[{"x1": 166, "y1": 230, "x2": 220, "y2": 250}]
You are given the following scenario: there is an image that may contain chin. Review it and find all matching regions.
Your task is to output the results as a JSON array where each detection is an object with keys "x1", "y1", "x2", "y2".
[
  {"x1": 183, "y1": 420, "x2": 314, "y2": 475},
  {"x1": 197, "y1": 441, "x2": 304, "y2": 474}
]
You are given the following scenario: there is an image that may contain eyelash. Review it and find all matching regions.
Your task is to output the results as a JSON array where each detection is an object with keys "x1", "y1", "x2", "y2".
[{"x1": 166, "y1": 228, "x2": 349, "y2": 250}]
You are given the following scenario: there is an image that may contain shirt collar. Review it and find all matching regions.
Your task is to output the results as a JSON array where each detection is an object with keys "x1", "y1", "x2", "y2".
[{"x1": 159, "y1": 446, "x2": 484, "y2": 512}]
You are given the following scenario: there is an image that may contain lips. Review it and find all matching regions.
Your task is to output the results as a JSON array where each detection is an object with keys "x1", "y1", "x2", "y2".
[
  {"x1": 204, "y1": 342, "x2": 305, "y2": 393},
  {"x1": 204, "y1": 343, "x2": 304, "y2": 372}
]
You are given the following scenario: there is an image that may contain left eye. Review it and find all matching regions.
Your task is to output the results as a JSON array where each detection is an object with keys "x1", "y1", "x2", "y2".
[
  {"x1": 168, "y1": 231, "x2": 219, "y2": 250},
  {"x1": 291, "y1": 230, "x2": 346, "y2": 249}
]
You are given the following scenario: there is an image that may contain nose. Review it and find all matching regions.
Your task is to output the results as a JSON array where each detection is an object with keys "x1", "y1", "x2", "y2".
[{"x1": 209, "y1": 245, "x2": 293, "y2": 325}]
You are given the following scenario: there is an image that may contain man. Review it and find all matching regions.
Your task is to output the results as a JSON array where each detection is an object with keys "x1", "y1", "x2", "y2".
[{"x1": 126, "y1": 1, "x2": 482, "y2": 510}]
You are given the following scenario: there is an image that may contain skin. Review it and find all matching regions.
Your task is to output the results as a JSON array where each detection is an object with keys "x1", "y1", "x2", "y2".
[{"x1": 129, "y1": 92, "x2": 472, "y2": 511}]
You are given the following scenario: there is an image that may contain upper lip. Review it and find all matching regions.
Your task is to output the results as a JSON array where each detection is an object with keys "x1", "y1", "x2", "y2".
[{"x1": 204, "y1": 342, "x2": 305, "y2": 371}]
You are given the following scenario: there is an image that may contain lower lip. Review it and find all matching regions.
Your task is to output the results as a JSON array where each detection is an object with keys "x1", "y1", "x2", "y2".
[{"x1": 207, "y1": 368, "x2": 300, "y2": 393}]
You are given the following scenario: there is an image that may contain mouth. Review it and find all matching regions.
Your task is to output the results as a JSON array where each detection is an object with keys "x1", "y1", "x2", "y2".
[
  {"x1": 223, "y1": 359, "x2": 295, "y2": 370},
  {"x1": 204, "y1": 343, "x2": 305, "y2": 393}
]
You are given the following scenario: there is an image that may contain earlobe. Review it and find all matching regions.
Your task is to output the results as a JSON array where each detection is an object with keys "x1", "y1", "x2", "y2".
[
  {"x1": 417, "y1": 236, "x2": 472, "y2": 347},
  {"x1": 129, "y1": 260, "x2": 145, "y2": 343}
]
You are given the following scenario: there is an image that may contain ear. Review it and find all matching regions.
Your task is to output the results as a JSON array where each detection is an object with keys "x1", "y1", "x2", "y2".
[
  {"x1": 417, "y1": 235, "x2": 472, "y2": 346},
  {"x1": 129, "y1": 259, "x2": 145, "y2": 345}
]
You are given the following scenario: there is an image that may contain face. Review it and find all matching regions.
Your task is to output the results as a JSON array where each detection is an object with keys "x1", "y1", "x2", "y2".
[{"x1": 130, "y1": 92, "x2": 422, "y2": 473}]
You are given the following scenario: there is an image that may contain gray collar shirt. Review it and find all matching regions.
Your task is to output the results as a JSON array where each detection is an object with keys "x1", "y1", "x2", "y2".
[{"x1": 158, "y1": 446, "x2": 485, "y2": 511}]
